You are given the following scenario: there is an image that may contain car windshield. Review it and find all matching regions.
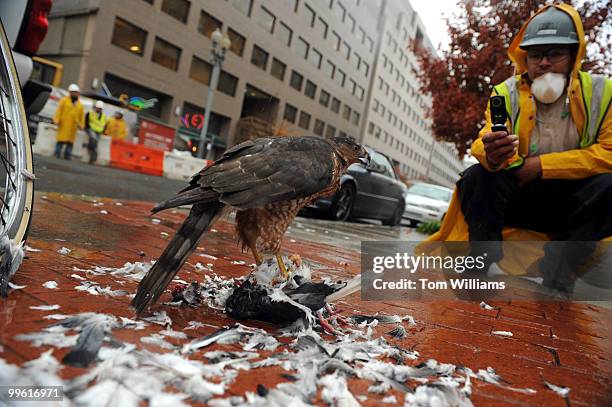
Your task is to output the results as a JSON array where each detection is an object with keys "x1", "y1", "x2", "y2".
[{"x1": 408, "y1": 184, "x2": 452, "y2": 202}]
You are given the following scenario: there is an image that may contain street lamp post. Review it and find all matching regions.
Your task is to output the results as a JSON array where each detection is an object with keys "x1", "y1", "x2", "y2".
[{"x1": 198, "y1": 28, "x2": 231, "y2": 159}]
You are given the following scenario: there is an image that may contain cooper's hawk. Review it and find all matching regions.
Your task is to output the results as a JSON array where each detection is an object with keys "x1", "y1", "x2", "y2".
[{"x1": 132, "y1": 135, "x2": 369, "y2": 314}]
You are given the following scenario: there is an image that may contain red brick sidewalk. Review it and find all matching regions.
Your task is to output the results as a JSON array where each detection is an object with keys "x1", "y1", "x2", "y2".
[{"x1": 1, "y1": 193, "x2": 610, "y2": 406}]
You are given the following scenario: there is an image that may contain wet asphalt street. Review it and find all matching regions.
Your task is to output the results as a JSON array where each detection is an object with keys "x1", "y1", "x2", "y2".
[{"x1": 33, "y1": 154, "x2": 187, "y2": 203}]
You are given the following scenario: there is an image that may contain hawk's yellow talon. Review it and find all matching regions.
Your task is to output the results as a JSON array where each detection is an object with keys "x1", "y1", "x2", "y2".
[
  {"x1": 276, "y1": 254, "x2": 289, "y2": 280},
  {"x1": 249, "y1": 244, "x2": 263, "y2": 265}
]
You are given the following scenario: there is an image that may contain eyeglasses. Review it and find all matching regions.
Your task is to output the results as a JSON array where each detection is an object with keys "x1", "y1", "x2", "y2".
[{"x1": 526, "y1": 48, "x2": 572, "y2": 63}]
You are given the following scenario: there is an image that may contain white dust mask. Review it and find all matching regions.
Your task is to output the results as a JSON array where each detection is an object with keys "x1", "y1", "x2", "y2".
[{"x1": 530, "y1": 72, "x2": 567, "y2": 104}]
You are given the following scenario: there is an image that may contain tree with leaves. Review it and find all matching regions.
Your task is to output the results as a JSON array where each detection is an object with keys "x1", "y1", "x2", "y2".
[{"x1": 411, "y1": 0, "x2": 611, "y2": 157}]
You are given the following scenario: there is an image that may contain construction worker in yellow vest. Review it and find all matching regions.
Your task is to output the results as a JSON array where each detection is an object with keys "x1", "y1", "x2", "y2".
[
  {"x1": 85, "y1": 100, "x2": 108, "y2": 164},
  {"x1": 105, "y1": 111, "x2": 129, "y2": 141},
  {"x1": 426, "y1": 4, "x2": 611, "y2": 294}
]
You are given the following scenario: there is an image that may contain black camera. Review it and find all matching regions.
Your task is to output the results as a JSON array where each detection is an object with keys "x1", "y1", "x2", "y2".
[{"x1": 490, "y1": 96, "x2": 508, "y2": 133}]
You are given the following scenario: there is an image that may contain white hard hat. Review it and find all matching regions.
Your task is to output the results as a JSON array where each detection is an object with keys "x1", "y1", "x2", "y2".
[
  {"x1": 94, "y1": 100, "x2": 104, "y2": 109},
  {"x1": 68, "y1": 83, "x2": 80, "y2": 92}
]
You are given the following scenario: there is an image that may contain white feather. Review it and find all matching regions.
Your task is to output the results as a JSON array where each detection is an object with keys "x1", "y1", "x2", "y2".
[
  {"x1": 29, "y1": 304, "x2": 61, "y2": 311},
  {"x1": 74, "y1": 379, "x2": 139, "y2": 407}
]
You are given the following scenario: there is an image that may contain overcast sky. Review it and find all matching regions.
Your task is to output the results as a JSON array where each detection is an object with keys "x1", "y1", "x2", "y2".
[{"x1": 410, "y1": 0, "x2": 461, "y2": 52}]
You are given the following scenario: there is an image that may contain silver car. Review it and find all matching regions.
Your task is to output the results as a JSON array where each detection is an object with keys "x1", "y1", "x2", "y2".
[{"x1": 403, "y1": 182, "x2": 453, "y2": 226}]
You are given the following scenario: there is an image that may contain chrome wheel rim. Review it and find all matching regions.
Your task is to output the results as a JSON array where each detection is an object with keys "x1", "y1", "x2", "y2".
[{"x1": 0, "y1": 31, "x2": 32, "y2": 240}]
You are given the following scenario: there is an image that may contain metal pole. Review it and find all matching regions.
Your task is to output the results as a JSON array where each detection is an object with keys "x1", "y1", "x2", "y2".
[{"x1": 198, "y1": 62, "x2": 221, "y2": 158}]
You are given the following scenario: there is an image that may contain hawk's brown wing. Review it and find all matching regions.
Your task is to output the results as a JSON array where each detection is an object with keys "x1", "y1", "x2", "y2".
[{"x1": 165, "y1": 136, "x2": 338, "y2": 212}]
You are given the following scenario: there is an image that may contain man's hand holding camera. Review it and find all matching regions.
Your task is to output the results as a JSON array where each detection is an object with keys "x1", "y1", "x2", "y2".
[
  {"x1": 483, "y1": 131, "x2": 518, "y2": 168},
  {"x1": 483, "y1": 132, "x2": 542, "y2": 186}
]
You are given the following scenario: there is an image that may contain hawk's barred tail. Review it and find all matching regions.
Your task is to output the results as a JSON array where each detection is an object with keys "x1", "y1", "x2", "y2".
[
  {"x1": 132, "y1": 201, "x2": 225, "y2": 314},
  {"x1": 151, "y1": 188, "x2": 217, "y2": 214}
]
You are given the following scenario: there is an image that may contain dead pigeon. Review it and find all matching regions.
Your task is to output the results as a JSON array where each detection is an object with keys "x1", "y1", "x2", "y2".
[{"x1": 225, "y1": 275, "x2": 346, "y2": 330}]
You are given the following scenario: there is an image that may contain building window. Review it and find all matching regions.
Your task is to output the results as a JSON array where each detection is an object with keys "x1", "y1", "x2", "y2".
[
  {"x1": 358, "y1": 27, "x2": 366, "y2": 43},
  {"x1": 198, "y1": 11, "x2": 222, "y2": 38},
  {"x1": 368, "y1": 121, "x2": 375, "y2": 134},
  {"x1": 352, "y1": 52, "x2": 360, "y2": 69},
  {"x1": 347, "y1": 14, "x2": 355, "y2": 32},
  {"x1": 296, "y1": 36, "x2": 309, "y2": 59},
  {"x1": 331, "y1": 97, "x2": 340, "y2": 113},
  {"x1": 341, "y1": 41, "x2": 350, "y2": 60},
  {"x1": 362, "y1": 61, "x2": 369, "y2": 77},
  {"x1": 314, "y1": 119, "x2": 325, "y2": 135},
  {"x1": 342, "y1": 105, "x2": 351, "y2": 120},
  {"x1": 288, "y1": 0, "x2": 299, "y2": 12},
  {"x1": 284, "y1": 103, "x2": 297, "y2": 123},
  {"x1": 305, "y1": 80, "x2": 317, "y2": 99},
  {"x1": 231, "y1": 0, "x2": 252, "y2": 16},
  {"x1": 227, "y1": 28, "x2": 245, "y2": 56},
  {"x1": 151, "y1": 37, "x2": 181, "y2": 71},
  {"x1": 276, "y1": 21, "x2": 292, "y2": 46},
  {"x1": 325, "y1": 125, "x2": 336, "y2": 138},
  {"x1": 161, "y1": 0, "x2": 190, "y2": 23},
  {"x1": 339, "y1": 131, "x2": 348, "y2": 138},
  {"x1": 348, "y1": 78, "x2": 356, "y2": 95},
  {"x1": 317, "y1": 18, "x2": 328, "y2": 38},
  {"x1": 304, "y1": 4, "x2": 316, "y2": 27},
  {"x1": 299, "y1": 111, "x2": 311, "y2": 129},
  {"x1": 357, "y1": 86, "x2": 364, "y2": 101},
  {"x1": 351, "y1": 111, "x2": 360, "y2": 126},
  {"x1": 309, "y1": 48, "x2": 322, "y2": 69},
  {"x1": 111, "y1": 17, "x2": 147, "y2": 55},
  {"x1": 251, "y1": 45, "x2": 268, "y2": 70},
  {"x1": 189, "y1": 55, "x2": 212, "y2": 85},
  {"x1": 324, "y1": 60, "x2": 335, "y2": 79},
  {"x1": 335, "y1": 69, "x2": 345, "y2": 87},
  {"x1": 319, "y1": 90, "x2": 330, "y2": 107},
  {"x1": 257, "y1": 6, "x2": 276, "y2": 33},
  {"x1": 218, "y1": 70, "x2": 238, "y2": 96},
  {"x1": 271, "y1": 58, "x2": 286, "y2": 80},
  {"x1": 331, "y1": 31, "x2": 341, "y2": 51},
  {"x1": 290, "y1": 70, "x2": 303, "y2": 91},
  {"x1": 367, "y1": 36, "x2": 374, "y2": 52}
]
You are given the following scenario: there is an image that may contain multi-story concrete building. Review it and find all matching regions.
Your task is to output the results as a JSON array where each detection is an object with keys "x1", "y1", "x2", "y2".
[
  {"x1": 39, "y1": 0, "x2": 379, "y2": 156},
  {"x1": 359, "y1": 0, "x2": 464, "y2": 187},
  {"x1": 39, "y1": 0, "x2": 463, "y2": 185}
]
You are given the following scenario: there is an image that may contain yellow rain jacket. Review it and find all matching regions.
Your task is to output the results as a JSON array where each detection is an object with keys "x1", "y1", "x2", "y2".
[
  {"x1": 105, "y1": 117, "x2": 128, "y2": 140},
  {"x1": 424, "y1": 4, "x2": 612, "y2": 274},
  {"x1": 53, "y1": 96, "x2": 85, "y2": 143}
]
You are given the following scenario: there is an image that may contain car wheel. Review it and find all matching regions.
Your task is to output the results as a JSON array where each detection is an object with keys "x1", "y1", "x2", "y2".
[
  {"x1": 330, "y1": 183, "x2": 355, "y2": 222},
  {"x1": 383, "y1": 203, "x2": 403, "y2": 226}
]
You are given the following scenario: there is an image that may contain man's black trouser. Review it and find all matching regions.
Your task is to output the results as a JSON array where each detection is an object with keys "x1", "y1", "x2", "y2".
[
  {"x1": 86, "y1": 129, "x2": 102, "y2": 163},
  {"x1": 457, "y1": 164, "x2": 612, "y2": 290}
]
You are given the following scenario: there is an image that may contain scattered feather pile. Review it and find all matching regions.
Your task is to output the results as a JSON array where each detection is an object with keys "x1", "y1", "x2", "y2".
[{"x1": 9, "y1": 258, "x2": 543, "y2": 405}]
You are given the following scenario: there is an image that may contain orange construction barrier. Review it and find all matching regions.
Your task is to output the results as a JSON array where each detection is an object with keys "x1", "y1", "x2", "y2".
[{"x1": 110, "y1": 140, "x2": 165, "y2": 176}]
